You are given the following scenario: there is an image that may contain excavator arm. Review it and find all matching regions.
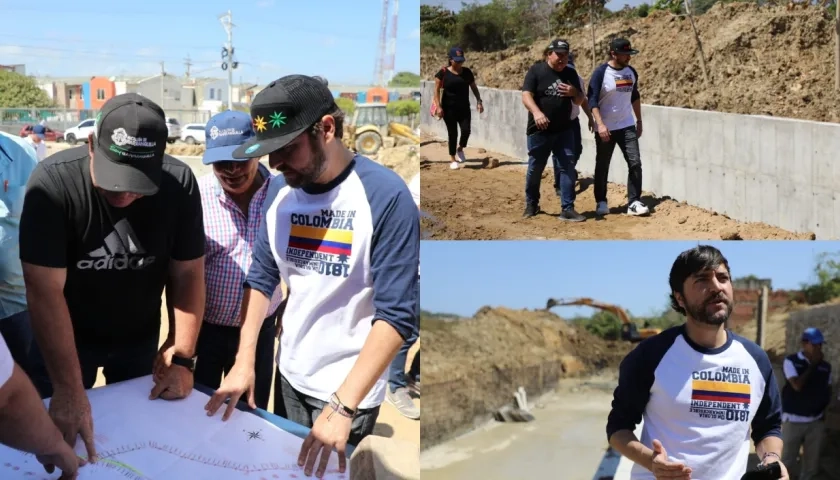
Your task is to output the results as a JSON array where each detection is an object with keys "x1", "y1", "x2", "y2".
[{"x1": 545, "y1": 297, "x2": 661, "y2": 342}]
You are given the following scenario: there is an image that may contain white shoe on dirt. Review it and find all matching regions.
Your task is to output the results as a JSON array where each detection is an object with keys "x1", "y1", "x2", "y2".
[
  {"x1": 450, "y1": 161, "x2": 459, "y2": 170},
  {"x1": 387, "y1": 387, "x2": 420, "y2": 420},
  {"x1": 627, "y1": 201, "x2": 650, "y2": 216},
  {"x1": 457, "y1": 150, "x2": 466, "y2": 162},
  {"x1": 596, "y1": 201, "x2": 609, "y2": 216}
]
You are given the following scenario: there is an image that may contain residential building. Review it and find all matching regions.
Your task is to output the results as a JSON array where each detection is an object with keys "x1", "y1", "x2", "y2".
[{"x1": 0, "y1": 64, "x2": 26, "y2": 74}]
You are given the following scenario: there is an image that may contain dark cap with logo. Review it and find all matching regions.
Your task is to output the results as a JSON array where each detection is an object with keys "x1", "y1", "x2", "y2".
[
  {"x1": 92, "y1": 93, "x2": 168, "y2": 195},
  {"x1": 448, "y1": 46, "x2": 465, "y2": 62},
  {"x1": 548, "y1": 39, "x2": 570, "y2": 53},
  {"x1": 232, "y1": 75, "x2": 337, "y2": 159},
  {"x1": 610, "y1": 38, "x2": 639, "y2": 55}
]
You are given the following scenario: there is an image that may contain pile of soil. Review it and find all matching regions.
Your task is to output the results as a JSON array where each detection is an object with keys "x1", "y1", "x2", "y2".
[
  {"x1": 371, "y1": 144, "x2": 420, "y2": 183},
  {"x1": 423, "y1": 306, "x2": 633, "y2": 385},
  {"x1": 421, "y1": 3, "x2": 840, "y2": 123},
  {"x1": 166, "y1": 144, "x2": 206, "y2": 156}
]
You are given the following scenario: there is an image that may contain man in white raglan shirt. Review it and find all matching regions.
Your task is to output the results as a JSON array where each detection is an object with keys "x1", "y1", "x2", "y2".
[
  {"x1": 606, "y1": 245, "x2": 788, "y2": 480},
  {"x1": 587, "y1": 37, "x2": 649, "y2": 217},
  {"x1": 0, "y1": 335, "x2": 82, "y2": 479}
]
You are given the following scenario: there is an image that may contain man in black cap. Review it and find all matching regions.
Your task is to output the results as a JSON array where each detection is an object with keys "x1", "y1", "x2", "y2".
[
  {"x1": 587, "y1": 37, "x2": 649, "y2": 218},
  {"x1": 205, "y1": 74, "x2": 419, "y2": 478},
  {"x1": 19, "y1": 93, "x2": 206, "y2": 463},
  {"x1": 521, "y1": 38, "x2": 587, "y2": 221}
]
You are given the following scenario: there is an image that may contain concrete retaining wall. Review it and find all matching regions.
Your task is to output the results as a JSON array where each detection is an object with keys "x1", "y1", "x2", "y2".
[{"x1": 420, "y1": 81, "x2": 840, "y2": 239}]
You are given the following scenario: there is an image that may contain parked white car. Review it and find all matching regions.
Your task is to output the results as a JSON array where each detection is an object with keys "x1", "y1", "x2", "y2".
[
  {"x1": 64, "y1": 119, "x2": 97, "y2": 145},
  {"x1": 165, "y1": 118, "x2": 181, "y2": 144},
  {"x1": 180, "y1": 124, "x2": 206, "y2": 145}
]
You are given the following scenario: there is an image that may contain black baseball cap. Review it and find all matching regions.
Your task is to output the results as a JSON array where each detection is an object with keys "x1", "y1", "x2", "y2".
[
  {"x1": 232, "y1": 75, "x2": 337, "y2": 159},
  {"x1": 548, "y1": 39, "x2": 570, "y2": 53},
  {"x1": 92, "y1": 93, "x2": 168, "y2": 195},
  {"x1": 610, "y1": 38, "x2": 639, "y2": 55},
  {"x1": 448, "y1": 47, "x2": 465, "y2": 62}
]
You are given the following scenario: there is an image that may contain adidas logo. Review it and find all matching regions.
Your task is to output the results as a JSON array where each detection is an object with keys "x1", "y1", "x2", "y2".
[{"x1": 76, "y1": 219, "x2": 156, "y2": 271}]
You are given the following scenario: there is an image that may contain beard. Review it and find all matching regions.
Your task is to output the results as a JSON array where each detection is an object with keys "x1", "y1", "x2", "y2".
[
  {"x1": 686, "y1": 293, "x2": 732, "y2": 326},
  {"x1": 284, "y1": 136, "x2": 328, "y2": 189}
]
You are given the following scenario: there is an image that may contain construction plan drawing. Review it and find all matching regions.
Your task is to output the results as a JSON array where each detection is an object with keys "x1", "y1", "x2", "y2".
[{"x1": 0, "y1": 376, "x2": 346, "y2": 479}]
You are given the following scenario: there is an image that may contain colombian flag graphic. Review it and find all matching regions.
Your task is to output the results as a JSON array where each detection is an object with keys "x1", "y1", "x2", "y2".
[
  {"x1": 288, "y1": 224, "x2": 353, "y2": 256},
  {"x1": 691, "y1": 379, "x2": 751, "y2": 404}
]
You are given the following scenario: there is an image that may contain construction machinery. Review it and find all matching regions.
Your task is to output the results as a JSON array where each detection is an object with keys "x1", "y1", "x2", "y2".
[
  {"x1": 545, "y1": 297, "x2": 662, "y2": 343},
  {"x1": 344, "y1": 103, "x2": 420, "y2": 156}
]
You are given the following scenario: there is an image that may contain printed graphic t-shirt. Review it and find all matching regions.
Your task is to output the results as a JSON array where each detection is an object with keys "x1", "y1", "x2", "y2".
[
  {"x1": 522, "y1": 61, "x2": 583, "y2": 135},
  {"x1": 587, "y1": 62, "x2": 640, "y2": 131},
  {"x1": 19, "y1": 146, "x2": 205, "y2": 348},
  {"x1": 245, "y1": 155, "x2": 419, "y2": 409},
  {"x1": 606, "y1": 325, "x2": 782, "y2": 480},
  {"x1": 434, "y1": 67, "x2": 475, "y2": 111}
]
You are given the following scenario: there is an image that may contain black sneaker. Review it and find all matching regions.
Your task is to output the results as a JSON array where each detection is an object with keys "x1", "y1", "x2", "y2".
[
  {"x1": 523, "y1": 204, "x2": 539, "y2": 218},
  {"x1": 559, "y1": 209, "x2": 585, "y2": 222}
]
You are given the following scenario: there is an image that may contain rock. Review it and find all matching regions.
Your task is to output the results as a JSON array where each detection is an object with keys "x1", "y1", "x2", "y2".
[
  {"x1": 350, "y1": 435, "x2": 419, "y2": 480},
  {"x1": 719, "y1": 228, "x2": 743, "y2": 240},
  {"x1": 477, "y1": 148, "x2": 487, "y2": 154}
]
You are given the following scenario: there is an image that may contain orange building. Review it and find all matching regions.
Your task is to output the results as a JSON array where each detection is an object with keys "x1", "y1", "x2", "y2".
[
  {"x1": 90, "y1": 77, "x2": 116, "y2": 109},
  {"x1": 366, "y1": 87, "x2": 388, "y2": 103}
]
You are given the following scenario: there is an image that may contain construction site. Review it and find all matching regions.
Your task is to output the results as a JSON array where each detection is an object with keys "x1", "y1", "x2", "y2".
[
  {"x1": 420, "y1": 290, "x2": 840, "y2": 480},
  {"x1": 419, "y1": 2, "x2": 840, "y2": 239}
]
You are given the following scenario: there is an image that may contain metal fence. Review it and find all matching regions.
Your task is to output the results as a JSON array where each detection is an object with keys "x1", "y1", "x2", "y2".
[{"x1": 0, "y1": 108, "x2": 213, "y2": 135}]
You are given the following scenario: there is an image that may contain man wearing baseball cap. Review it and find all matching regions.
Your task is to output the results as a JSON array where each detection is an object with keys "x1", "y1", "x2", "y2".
[
  {"x1": 19, "y1": 92, "x2": 206, "y2": 463},
  {"x1": 521, "y1": 38, "x2": 587, "y2": 221},
  {"x1": 205, "y1": 75, "x2": 419, "y2": 478},
  {"x1": 587, "y1": 37, "x2": 649, "y2": 217},
  {"x1": 780, "y1": 327, "x2": 832, "y2": 480},
  {"x1": 25, "y1": 124, "x2": 47, "y2": 162},
  {"x1": 185, "y1": 110, "x2": 285, "y2": 412}
]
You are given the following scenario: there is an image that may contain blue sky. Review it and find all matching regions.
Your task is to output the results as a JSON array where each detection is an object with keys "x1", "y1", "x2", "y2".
[
  {"x1": 421, "y1": 241, "x2": 840, "y2": 318},
  {"x1": 0, "y1": 0, "x2": 420, "y2": 84}
]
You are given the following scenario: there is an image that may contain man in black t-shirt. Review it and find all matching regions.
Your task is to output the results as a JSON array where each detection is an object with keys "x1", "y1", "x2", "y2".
[
  {"x1": 19, "y1": 93, "x2": 206, "y2": 463},
  {"x1": 521, "y1": 39, "x2": 587, "y2": 221}
]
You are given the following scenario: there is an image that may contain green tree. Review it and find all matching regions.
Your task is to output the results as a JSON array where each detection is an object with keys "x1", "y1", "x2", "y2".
[
  {"x1": 335, "y1": 97, "x2": 356, "y2": 116},
  {"x1": 800, "y1": 252, "x2": 840, "y2": 305},
  {"x1": 386, "y1": 99, "x2": 420, "y2": 116},
  {"x1": 389, "y1": 72, "x2": 421, "y2": 87},
  {"x1": 0, "y1": 71, "x2": 53, "y2": 108},
  {"x1": 216, "y1": 104, "x2": 250, "y2": 114}
]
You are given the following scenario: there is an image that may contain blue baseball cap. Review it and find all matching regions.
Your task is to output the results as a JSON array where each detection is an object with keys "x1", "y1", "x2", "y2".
[
  {"x1": 202, "y1": 111, "x2": 255, "y2": 165},
  {"x1": 802, "y1": 327, "x2": 824, "y2": 345},
  {"x1": 32, "y1": 124, "x2": 46, "y2": 139},
  {"x1": 449, "y1": 47, "x2": 465, "y2": 63}
]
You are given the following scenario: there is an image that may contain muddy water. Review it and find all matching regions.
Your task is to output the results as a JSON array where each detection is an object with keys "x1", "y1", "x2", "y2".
[{"x1": 421, "y1": 377, "x2": 619, "y2": 480}]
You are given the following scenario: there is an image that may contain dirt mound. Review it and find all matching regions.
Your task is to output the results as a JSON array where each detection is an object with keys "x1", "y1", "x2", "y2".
[
  {"x1": 421, "y1": 3, "x2": 840, "y2": 123},
  {"x1": 423, "y1": 305, "x2": 632, "y2": 385},
  {"x1": 371, "y1": 144, "x2": 420, "y2": 183},
  {"x1": 166, "y1": 144, "x2": 206, "y2": 156}
]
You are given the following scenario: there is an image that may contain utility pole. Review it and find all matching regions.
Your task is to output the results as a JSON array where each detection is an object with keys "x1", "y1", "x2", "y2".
[
  {"x1": 589, "y1": 0, "x2": 596, "y2": 70},
  {"x1": 184, "y1": 55, "x2": 192, "y2": 80},
  {"x1": 220, "y1": 10, "x2": 238, "y2": 111},
  {"x1": 159, "y1": 61, "x2": 165, "y2": 110},
  {"x1": 757, "y1": 285, "x2": 769, "y2": 349}
]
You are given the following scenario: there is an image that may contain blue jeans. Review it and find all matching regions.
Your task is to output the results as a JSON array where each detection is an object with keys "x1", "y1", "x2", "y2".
[
  {"x1": 525, "y1": 128, "x2": 578, "y2": 211},
  {"x1": 0, "y1": 310, "x2": 32, "y2": 373},
  {"x1": 389, "y1": 275, "x2": 419, "y2": 391}
]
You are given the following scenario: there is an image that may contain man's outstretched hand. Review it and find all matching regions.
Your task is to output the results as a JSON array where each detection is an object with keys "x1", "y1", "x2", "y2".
[
  {"x1": 650, "y1": 439, "x2": 691, "y2": 480},
  {"x1": 205, "y1": 362, "x2": 256, "y2": 421}
]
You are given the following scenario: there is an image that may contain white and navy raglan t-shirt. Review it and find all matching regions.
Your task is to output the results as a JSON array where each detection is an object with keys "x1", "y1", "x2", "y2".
[
  {"x1": 587, "y1": 62, "x2": 640, "y2": 132},
  {"x1": 606, "y1": 325, "x2": 782, "y2": 480},
  {"x1": 245, "y1": 154, "x2": 419, "y2": 409}
]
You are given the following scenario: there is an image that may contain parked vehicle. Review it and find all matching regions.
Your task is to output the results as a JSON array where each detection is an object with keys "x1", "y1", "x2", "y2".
[
  {"x1": 166, "y1": 118, "x2": 181, "y2": 144},
  {"x1": 180, "y1": 123, "x2": 206, "y2": 145},
  {"x1": 64, "y1": 119, "x2": 97, "y2": 145},
  {"x1": 19, "y1": 124, "x2": 64, "y2": 142}
]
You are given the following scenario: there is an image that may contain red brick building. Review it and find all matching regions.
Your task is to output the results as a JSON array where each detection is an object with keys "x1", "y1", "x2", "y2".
[{"x1": 727, "y1": 278, "x2": 805, "y2": 329}]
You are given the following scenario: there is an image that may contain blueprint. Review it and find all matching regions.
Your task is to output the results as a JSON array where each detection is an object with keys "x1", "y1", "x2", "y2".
[{"x1": 0, "y1": 376, "x2": 346, "y2": 479}]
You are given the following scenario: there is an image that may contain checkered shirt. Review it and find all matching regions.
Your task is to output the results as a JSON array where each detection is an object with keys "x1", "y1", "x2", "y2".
[{"x1": 199, "y1": 166, "x2": 283, "y2": 326}]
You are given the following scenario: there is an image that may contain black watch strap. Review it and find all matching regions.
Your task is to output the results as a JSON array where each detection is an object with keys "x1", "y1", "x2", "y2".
[{"x1": 171, "y1": 354, "x2": 197, "y2": 372}]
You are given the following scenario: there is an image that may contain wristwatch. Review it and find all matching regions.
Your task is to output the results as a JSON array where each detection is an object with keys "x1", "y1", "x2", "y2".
[{"x1": 171, "y1": 354, "x2": 197, "y2": 372}]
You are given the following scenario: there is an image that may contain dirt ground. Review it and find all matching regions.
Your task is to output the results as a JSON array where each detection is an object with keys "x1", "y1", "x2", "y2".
[
  {"x1": 420, "y1": 138, "x2": 813, "y2": 240},
  {"x1": 421, "y1": 3, "x2": 840, "y2": 124}
]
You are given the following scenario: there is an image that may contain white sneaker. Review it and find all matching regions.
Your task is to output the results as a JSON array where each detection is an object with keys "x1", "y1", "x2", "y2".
[
  {"x1": 627, "y1": 200, "x2": 650, "y2": 216},
  {"x1": 596, "y1": 201, "x2": 609, "y2": 216},
  {"x1": 450, "y1": 161, "x2": 459, "y2": 170},
  {"x1": 457, "y1": 150, "x2": 466, "y2": 163}
]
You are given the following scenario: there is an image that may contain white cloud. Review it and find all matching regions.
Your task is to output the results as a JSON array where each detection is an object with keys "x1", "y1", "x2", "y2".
[{"x1": 409, "y1": 28, "x2": 420, "y2": 39}]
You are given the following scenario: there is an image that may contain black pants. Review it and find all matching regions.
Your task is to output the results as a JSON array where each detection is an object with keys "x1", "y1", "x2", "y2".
[
  {"x1": 443, "y1": 106, "x2": 471, "y2": 156},
  {"x1": 275, "y1": 373, "x2": 380, "y2": 447},
  {"x1": 193, "y1": 312, "x2": 277, "y2": 411},
  {"x1": 594, "y1": 125, "x2": 643, "y2": 205},
  {"x1": 29, "y1": 332, "x2": 160, "y2": 399}
]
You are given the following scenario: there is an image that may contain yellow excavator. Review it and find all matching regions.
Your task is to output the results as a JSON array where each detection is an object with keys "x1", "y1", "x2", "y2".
[
  {"x1": 545, "y1": 297, "x2": 662, "y2": 343},
  {"x1": 343, "y1": 103, "x2": 420, "y2": 156}
]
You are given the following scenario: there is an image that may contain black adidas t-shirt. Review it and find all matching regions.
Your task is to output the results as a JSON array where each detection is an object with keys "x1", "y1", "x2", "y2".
[
  {"x1": 19, "y1": 146, "x2": 205, "y2": 348},
  {"x1": 434, "y1": 67, "x2": 475, "y2": 111},
  {"x1": 522, "y1": 61, "x2": 583, "y2": 135}
]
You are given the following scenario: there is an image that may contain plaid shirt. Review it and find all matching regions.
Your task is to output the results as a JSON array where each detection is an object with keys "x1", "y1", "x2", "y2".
[{"x1": 199, "y1": 166, "x2": 283, "y2": 326}]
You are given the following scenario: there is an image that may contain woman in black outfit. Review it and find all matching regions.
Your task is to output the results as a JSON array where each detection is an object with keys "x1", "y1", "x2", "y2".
[{"x1": 432, "y1": 46, "x2": 484, "y2": 170}]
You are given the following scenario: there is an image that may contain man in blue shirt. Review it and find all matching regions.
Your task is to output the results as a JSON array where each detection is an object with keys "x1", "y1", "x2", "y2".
[
  {"x1": 780, "y1": 327, "x2": 832, "y2": 480},
  {"x1": 0, "y1": 131, "x2": 38, "y2": 373}
]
